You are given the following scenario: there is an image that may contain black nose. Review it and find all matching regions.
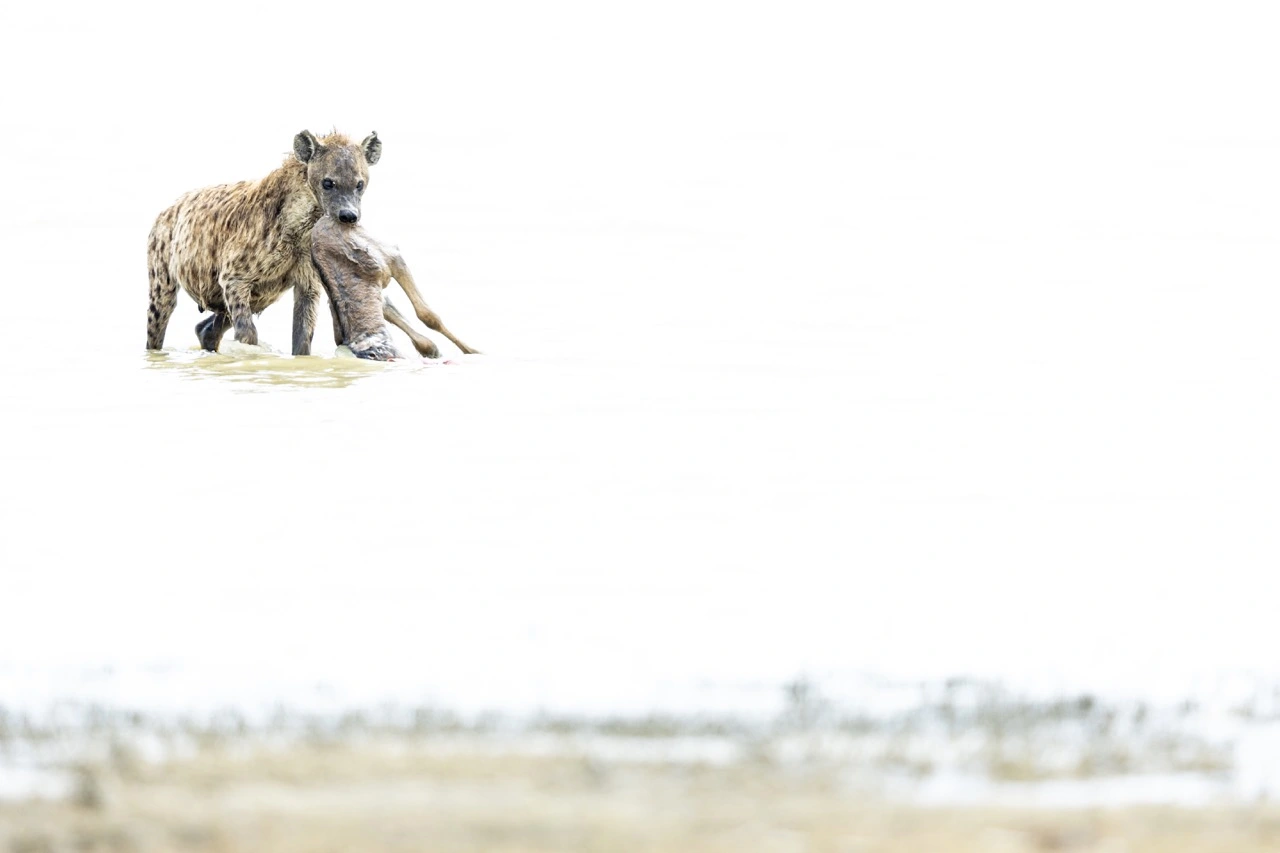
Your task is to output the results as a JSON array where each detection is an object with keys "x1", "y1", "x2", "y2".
[{"x1": 338, "y1": 210, "x2": 358, "y2": 224}]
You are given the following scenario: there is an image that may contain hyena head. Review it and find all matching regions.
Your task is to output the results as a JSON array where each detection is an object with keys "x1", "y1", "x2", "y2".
[{"x1": 293, "y1": 130, "x2": 382, "y2": 224}]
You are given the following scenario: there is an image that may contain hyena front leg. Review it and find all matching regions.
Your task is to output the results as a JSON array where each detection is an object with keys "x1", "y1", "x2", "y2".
[
  {"x1": 288, "y1": 262, "x2": 322, "y2": 356},
  {"x1": 195, "y1": 312, "x2": 232, "y2": 352},
  {"x1": 386, "y1": 252, "x2": 480, "y2": 356},
  {"x1": 221, "y1": 276, "x2": 259, "y2": 346}
]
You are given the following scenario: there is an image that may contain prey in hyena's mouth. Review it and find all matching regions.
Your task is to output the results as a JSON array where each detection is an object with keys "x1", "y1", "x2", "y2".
[{"x1": 310, "y1": 214, "x2": 479, "y2": 361}]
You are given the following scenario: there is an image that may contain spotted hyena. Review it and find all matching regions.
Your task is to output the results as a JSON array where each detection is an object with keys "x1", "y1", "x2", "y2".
[
  {"x1": 311, "y1": 214, "x2": 479, "y2": 361},
  {"x1": 145, "y1": 130, "x2": 382, "y2": 354}
]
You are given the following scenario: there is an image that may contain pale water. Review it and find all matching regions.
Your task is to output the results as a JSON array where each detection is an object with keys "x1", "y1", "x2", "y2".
[{"x1": 3, "y1": 0, "x2": 1280, "y2": 804}]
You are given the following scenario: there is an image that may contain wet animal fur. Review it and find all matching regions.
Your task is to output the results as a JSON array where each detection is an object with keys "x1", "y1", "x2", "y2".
[
  {"x1": 146, "y1": 130, "x2": 381, "y2": 354},
  {"x1": 311, "y1": 214, "x2": 479, "y2": 361}
]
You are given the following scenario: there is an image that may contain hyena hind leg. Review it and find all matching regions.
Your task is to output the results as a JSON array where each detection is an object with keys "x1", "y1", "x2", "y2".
[
  {"x1": 195, "y1": 312, "x2": 232, "y2": 352},
  {"x1": 147, "y1": 266, "x2": 179, "y2": 350}
]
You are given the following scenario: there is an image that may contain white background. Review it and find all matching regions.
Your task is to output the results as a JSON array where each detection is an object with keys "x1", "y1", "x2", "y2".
[{"x1": 1, "y1": 1, "x2": 1278, "y2": 716}]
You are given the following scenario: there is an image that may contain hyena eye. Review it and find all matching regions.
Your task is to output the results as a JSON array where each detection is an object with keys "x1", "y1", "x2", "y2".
[
  {"x1": 322, "y1": 178, "x2": 335, "y2": 190},
  {"x1": 357, "y1": 181, "x2": 365, "y2": 192}
]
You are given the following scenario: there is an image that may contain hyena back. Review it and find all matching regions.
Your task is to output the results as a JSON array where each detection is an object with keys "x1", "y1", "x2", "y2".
[{"x1": 146, "y1": 130, "x2": 382, "y2": 354}]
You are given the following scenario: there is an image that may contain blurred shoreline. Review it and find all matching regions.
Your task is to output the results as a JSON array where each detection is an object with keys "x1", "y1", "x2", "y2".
[
  {"x1": 5, "y1": 675, "x2": 1280, "y2": 813},
  {"x1": 5, "y1": 680, "x2": 1280, "y2": 851}
]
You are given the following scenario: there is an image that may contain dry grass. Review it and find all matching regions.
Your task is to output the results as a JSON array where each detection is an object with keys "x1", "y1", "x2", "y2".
[{"x1": 3, "y1": 738, "x2": 1279, "y2": 853}]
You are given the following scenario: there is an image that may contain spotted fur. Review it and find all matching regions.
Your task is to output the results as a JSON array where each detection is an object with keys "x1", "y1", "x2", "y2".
[{"x1": 145, "y1": 130, "x2": 382, "y2": 354}]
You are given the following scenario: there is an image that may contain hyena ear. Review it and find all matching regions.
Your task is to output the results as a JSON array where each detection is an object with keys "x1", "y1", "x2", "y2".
[
  {"x1": 362, "y1": 131, "x2": 382, "y2": 166},
  {"x1": 294, "y1": 130, "x2": 320, "y2": 163}
]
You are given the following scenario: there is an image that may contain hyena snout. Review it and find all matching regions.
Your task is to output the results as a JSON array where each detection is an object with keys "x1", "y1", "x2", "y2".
[{"x1": 338, "y1": 208, "x2": 359, "y2": 224}]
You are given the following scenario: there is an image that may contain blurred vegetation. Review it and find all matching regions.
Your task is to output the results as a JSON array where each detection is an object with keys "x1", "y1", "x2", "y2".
[{"x1": 3, "y1": 678, "x2": 1277, "y2": 851}]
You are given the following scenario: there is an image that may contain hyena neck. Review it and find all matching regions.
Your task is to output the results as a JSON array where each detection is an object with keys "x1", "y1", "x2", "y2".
[{"x1": 262, "y1": 158, "x2": 324, "y2": 247}]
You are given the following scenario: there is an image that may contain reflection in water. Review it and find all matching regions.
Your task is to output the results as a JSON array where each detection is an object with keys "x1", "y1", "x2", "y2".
[{"x1": 142, "y1": 344, "x2": 450, "y2": 390}]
